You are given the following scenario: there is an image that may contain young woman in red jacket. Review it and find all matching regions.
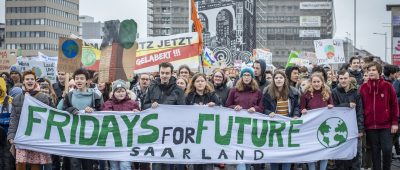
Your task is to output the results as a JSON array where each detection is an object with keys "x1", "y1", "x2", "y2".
[
  {"x1": 225, "y1": 67, "x2": 263, "y2": 170},
  {"x1": 102, "y1": 79, "x2": 140, "y2": 170},
  {"x1": 300, "y1": 73, "x2": 334, "y2": 170}
]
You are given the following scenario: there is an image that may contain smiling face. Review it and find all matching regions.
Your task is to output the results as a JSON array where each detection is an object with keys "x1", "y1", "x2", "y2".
[
  {"x1": 311, "y1": 76, "x2": 323, "y2": 90},
  {"x1": 213, "y1": 71, "x2": 224, "y2": 85},
  {"x1": 23, "y1": 74, "x2": 36, "y2": 91}
]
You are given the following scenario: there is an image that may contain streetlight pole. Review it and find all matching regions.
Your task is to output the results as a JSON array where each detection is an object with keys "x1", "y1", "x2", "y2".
[
  {"x1": 373, "y1": 32, "x2": 388, "y2": 63},
  {"x1": 354, "y1": 0, "x2": 357, "y2": 49}
]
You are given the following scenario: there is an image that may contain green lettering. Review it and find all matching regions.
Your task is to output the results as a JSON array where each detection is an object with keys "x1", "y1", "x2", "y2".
[
  {"x1": 45, "y1": 110, "x2": 70, "y2": 142},
  {"x1": 70, "y1": 114, "x2": 79, "y2": 144},
  {"x1": 97, "y1": 115, "x2": 122, "y2": 147},
  {"x1": 138, "y1": 114, "x2": 159, "y2": 143},
  {"x1": 196, "y1": 114, "x2": 214, "y2": 144},
  {"x1": 215, "y1": 115, "x2": 232, "y2": 145},
  {"x1": 235, "y1": 117, "x2": 251, "y2": 144},
  {"x1": 288, "y1": 120, "x2": 303, "y2": 147},
  {"x1": 79, "y1": 115, "x2": 100, "y2": 145},
  {"x1": 121, "y1": 115, "x2": 140, "y2": 147},
  {"x1": 251, "y1": 119, "x2": 268, "y2": 147},
  {"x1": 25, "y1": 106, "x2": 47, "y2": 136},
  {"x1": 268, "y1": 121, "x2": 286, "y2": 147}
]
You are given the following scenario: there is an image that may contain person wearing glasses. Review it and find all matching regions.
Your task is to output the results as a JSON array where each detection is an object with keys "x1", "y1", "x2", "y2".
[{"x1": 131, "y1": 73, "x2": 151, "y2": 110}]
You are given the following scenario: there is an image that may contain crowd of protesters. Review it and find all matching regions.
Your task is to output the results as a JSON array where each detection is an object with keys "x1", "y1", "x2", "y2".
[{"x1": 0, "y1": 55, "x2": 399, "y2": 170}]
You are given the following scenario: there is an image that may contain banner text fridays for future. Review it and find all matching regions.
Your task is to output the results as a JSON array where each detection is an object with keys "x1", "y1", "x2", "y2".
[
  {"x1": 15, "y1": 95, "x2": 358, "y2": 164},
  {"x1": 134, "y1": 32, "x2": 200, "y2": 73}
]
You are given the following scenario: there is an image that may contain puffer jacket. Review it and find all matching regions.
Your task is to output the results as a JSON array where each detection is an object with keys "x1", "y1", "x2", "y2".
[
  {"x1": 263, "y1": 86, "x2": 300, "y2": 117},
  {"x1": 143, "y1": 77, "x2": 185, "y2": 109},
  {"x1": 185, "y1": 91, "x2": 221, "y2": 106},
  {"x1": 360, "y1": 78, "x2": 399, "y2": 129},
  {"x1": 214, "y1": 84, "x2": 230, "y2": 106},
  {"x1": 102, "y1": 95, "x2": 139, "y2": 111},
  {"x1": 7, "y1": 91, "x2": 52, "y2": 141},
  {"x1": 332, "y1": 84, "x2": 364, "y2": 132}
]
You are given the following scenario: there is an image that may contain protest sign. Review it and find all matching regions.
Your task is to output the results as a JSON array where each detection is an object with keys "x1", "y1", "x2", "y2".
[
  {"x1": 314, "y1": 39, "x2": 345, "y2": 64},
  {"x1": 58, "y1": 37, "x2": 83, "y2": 73},
  {"x1": 135, "y1": 32, "x2": 201, "y2": 73},
  {"x1": 82, "y1": 46, "x2": 101, "y2": 71},
  {"x1": 15, "y1": 95, "x2": 358, "y2": 164},
  {"x1": 253, "y1": 49, "x2": 272, "y2": 64},
  {"x1": 0, "y1": 50, "x2": 17, "y2": 72},
  {"x1": 15, "y1": 57, "x2": 57, "y2": 83}
]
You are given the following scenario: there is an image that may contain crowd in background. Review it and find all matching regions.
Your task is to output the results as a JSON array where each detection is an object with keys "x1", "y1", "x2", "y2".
[{"x1": 0, "y1": 55, "x2": 399, "y2": 170}]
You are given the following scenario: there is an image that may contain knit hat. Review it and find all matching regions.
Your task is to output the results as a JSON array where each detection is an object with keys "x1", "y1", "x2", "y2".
[
  {"x1": 240, "y1": 67, "x2": 255, "y2": 78},
  {"x1": 9, "y1": 87, "x2": 23, "y2": 97},
  {"x1": 112, "y1": 79, "x2": 128, "y2": 92}
]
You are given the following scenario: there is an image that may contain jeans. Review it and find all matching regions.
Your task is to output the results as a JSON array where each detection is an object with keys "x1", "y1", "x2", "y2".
[
  {"x1": 270, "y1": 163, "x2": 291, "y2": 170},
  {"x1": 110, "y1": 161, "x2": 131, "y2": 170},
  {"x1": 307, "y1": 160, "x2": 328, "y2": 170},
  {"x1": 366, "y1": 129, "x2": 393, "y2": 170}
]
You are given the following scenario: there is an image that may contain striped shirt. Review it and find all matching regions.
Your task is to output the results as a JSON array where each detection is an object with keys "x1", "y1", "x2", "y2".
[{"x1": 276, "y1": 98, "x2": 289, "y2": 115}]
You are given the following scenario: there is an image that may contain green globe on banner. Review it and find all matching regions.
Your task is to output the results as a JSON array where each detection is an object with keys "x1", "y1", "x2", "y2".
[
  {"x1": 324, "y1": 45, "x2": 335, "y2": 59},
  {"x1": 31, "y1": 67, "x2": 42, "y2": 77},
  {"x1": 317, "y1": 117, "x2": 348, "y2": 148},
  {"x1": 62, "y1": 40, "x2": 79, "y2": 59},
  {"x1": 82, "y1": 48, "x2": 97, "y2": 66}
]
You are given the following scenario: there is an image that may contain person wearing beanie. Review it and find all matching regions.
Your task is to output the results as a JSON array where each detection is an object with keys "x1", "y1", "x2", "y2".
[
  {"x1": 225, "y1": 66, "x2": 263, "y2": 170},
  {"x1": 102, "y1": 79, "x2": 139, "y2": 170}
]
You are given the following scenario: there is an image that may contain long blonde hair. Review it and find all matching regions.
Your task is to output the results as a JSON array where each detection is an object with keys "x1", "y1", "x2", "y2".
[
  {"x1": 304, "y1": 73, "x2": 331, "y2": 101},
  {"x1": 235, "y1": 77, "x2": 259, "y2": 92}
]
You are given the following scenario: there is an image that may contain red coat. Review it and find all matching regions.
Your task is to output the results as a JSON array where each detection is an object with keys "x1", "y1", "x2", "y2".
[
  {"x1": 225, "y1": 88, "x2": 264, "y2": 113},
  {"x1": 102, "y1": 96, "x2": 139, "y2": 111},
  {"x1": 360, "y1": 78, "x2": 399, "y2": 130}
]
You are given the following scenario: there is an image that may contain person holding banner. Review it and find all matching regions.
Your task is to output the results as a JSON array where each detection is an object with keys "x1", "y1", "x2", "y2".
[
  {"x1": 143, "y1": 62, "x2": 185, "y2": 170},
  {"x1": 185, "y1": 73, "x2": 221, "y2": 170},
  {"x1": 102, "y1": 79, "x2": 140, "y2": 170},
  {"x1": 332, "y1": 70, "x2": 364, "y2": 169},
  {"x1": 7, "y1": 71, "x2": 53, "y2": 170},
  {"x1": 62, "y1": 68, "x2": 104, "y2": 170},
  {"x1": 210, "y1": 69, "x2": 230, "y2": 106},
  {"x1": 360, "y1": 62, "x2": 399, "y2": 170},
  {"x1": 300, "y1": 73, "x2": 334, "y2": 170},
  {"x1": 225, "y1": 67, "x2": 263, "y2": 170},
  {"x1": 263, "y1": 70, "x2": 300, "y2": 170}
]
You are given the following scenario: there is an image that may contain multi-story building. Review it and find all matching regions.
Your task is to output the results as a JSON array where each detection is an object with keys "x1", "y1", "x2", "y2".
[
  {"x1": 0, "y1": 23, "x2": 5, "y2": 49},
  {"x1": 256, "y1": 0, "x2": 335, "y2": 66},
  {"x1": 79, "y1": 15, "x2": 103, "y2": 40},
  {"x1": 147, "y1": 0, "x2": 189, "y2": 36},
  {"x1": 5, "y1": 0, "x2": 80, "y2": 56}
]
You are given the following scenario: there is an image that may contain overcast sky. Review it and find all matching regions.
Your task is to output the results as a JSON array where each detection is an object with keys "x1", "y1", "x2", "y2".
[{"x1": 0, "y1": 0, "x2": 398, "y2": 60}]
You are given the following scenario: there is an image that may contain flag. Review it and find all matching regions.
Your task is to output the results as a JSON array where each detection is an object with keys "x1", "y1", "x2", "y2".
[
  {"x1": 191, "y1": 0, "x2": 203, "y2": 54},
  {"x1": 286, "y1": 51, "x2": 300, "y2": 68},
  {"x1": 202, "y1": 48, "x2": 216, "y2": 67}
]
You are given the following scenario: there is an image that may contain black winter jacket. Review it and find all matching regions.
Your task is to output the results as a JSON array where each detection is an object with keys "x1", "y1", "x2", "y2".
[
  {"x1": 348, "y1": 69, "x2": 364, "y2": 85},
  {"x1": 143, "y1": 77, "x2": 185, "y2": 109},
  {"x1": 185, "y1": 91, "x2": 221, "y2": 106},
  {"x1": 214, "y1": 84, "x2": 230, "y2": 106},
  {"x1": 332, "y1": 84, "x2": 364, "y2": 132},
  {"x1": 263, "y1": 86, "x2": 300, "y2": 117}
]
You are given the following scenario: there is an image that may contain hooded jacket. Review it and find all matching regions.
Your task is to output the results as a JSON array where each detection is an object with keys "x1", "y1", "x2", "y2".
[
  {"x1": 360, "y1": 77, "x2": 399, "y2": 129},
  {"x1": 102, "y1": 95, "x2": 139, "y2": 111},
  {"x1": 63, "y1": 88, "x2": 104, "y2": 114},
  {"x1": 7, "y1": 90, "x2": 51, "y2": 141},
  {"x1": 143, "y1": 77, "x2": 185, "y2": 109},
  {"x1": 255, "y1": 59, "x2": 269, "y2": 92},
  {"x1": 263, "y1": 86, "x2": 300, "y2": 117},
  {"x1": 185, "y1": 91, "x2": 221, "y2": 106},
  {"x1": 332, "y1": 84, "x2": 364, "y2": 132},
  {"x1": 348, "y1": 68, "x2": 364, "y2": 85}
]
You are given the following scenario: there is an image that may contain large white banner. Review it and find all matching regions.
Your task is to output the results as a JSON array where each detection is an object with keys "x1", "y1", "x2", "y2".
[
  {"x1": 13, "y1": 56, "x2": 58, "y2": 83},
  {"x1": 300, "y1": 2, "x2": 332, "y2": 10},
  {"x1": 14, "y1": 95, "x2": 358, "y2": 164},
  {"x1": 314, "y1": 39, "x2": 346, "y2": 64}
]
